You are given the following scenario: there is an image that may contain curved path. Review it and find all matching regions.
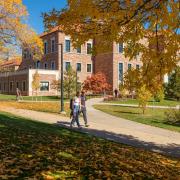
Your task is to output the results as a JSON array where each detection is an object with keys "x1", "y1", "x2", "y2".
[{"x1": 1, "y1": 98, "x2": 180, "y2": 158}]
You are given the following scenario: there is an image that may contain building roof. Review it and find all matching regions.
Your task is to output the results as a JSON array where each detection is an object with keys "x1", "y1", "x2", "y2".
[
  {"x1": 39, "y1": 26, "x2": 62, "y2": 37},
  {"x1": 0, "y1": 57, "x2": 22, "y2": 68}
]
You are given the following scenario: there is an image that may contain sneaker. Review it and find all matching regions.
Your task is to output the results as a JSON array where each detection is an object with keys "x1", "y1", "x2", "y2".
[{"x1": 85, "y1": 124, "x2": 89, "y2": 127}]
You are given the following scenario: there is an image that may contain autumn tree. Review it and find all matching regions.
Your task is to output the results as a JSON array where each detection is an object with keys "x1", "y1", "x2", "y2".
[
  {"x1": 43, "y1": 0, "x2": 179, "y2": 93},
  {"x1": 32, "y1": 71, "x2": 40, "y2": 99},
  {"x1": 64, "y1": 66, "x2": 77, "y2": 99},
  {"x1": 124, "y1": 69, "x2": 141, "y2": 98},
  {"x1": 137, "y1": 85, "x2": 152, "y2": 114},
  {"x1": 0, "y1": 0, "x2": 43, "y2": 59},
  {"x1": 51, "y1": 80, "x2": 61, "y2": 95},
  {"x1": 83, "y1": 72, "x2": 111, "y2": 94},
  {"x1": 118, "y1": 83, "x2": 128, "y2": 100}
]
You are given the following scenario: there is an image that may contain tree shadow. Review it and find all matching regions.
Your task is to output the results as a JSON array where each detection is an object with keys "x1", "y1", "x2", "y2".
[
  {"x1": 114, "y1": 110, "x2": 140, "y2": 115},
  {"x1": 164, "y1": 121, "x2": 180, "y2": 127},
  {"x1": 151, "y1": 120, "x2": 180, "y2": 127},
  {"x1": 57, "y1": 121, "x2": 180, "y2": 158},
  {"x1": 0, "y1": 112, "x2": 179, "y2": 179}
]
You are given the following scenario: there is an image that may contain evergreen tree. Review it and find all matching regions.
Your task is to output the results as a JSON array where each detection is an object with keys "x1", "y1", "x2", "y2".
[{"x1": 165, "y1": 67, "x2": 180, "y2": 101}]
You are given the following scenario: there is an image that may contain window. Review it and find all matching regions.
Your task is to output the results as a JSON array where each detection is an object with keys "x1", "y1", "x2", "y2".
[
  {"x1": 16, "y1": 82, "x2": 19, "y2": 89},
  {"x1": 44, "y1": 63, "x2": 48, "y2": 69},
  {"x1": 51, "y1": 38, "x2": 55, "y2": 52},
  {"x1": 10, "y1": 82, "x2": 13, "y2": 92},
  {"x1": 36, "y1": 61, "x2": 40, "y2": 69},
  {"x1": 135, "y1": 52, "x2": 140, "y2": 59},
  {"x1": 22, "y1": 81, "x2": 26, "y2": 91},
  {"x1": 87, "y1": 43, "x2": 92, "y2": 54},
  {"x1": 4, "y1": 83, "x2": 6, "y2": 91},
  {"x1": 128, "y1": 64, "x2": 132, "y2": 70},
  {"x1": 51, "y1": 62, "x2": 55, "y2": 70},
  {"x1": 136, "y1": 64, "x2": 140, "y2": 70},
  {"x1": 40, "y1": 82, "x2": 49, "y2": 91},
  {"x1": 118, "y1": 63, "x2": 123, "y2": 83},
  {"x1": 76, "y1": 63, "x2": 81, "y2": 72},
  {"x1": 65, "y1": 62, "x2": 71, "y2": 71},
  {"x1": 44, "y1": 41, "x2": 48, "y2": 54},
  {"x1": 77, "y1": 46, "x2": 81, "y2": 53},
  {"x1": 118, "y1": 43, "x2": 123, "y2": 53},
  {"x1": 65, "y1": 40, "x2": 71, "y2": 52},
  {"x1": 87, "y1": 64, "x2": 92, "y2": 73}
]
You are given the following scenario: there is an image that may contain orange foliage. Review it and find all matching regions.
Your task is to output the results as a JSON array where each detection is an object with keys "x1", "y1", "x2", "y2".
[{"x1": 83, "y1": 72, "x2": 111, "y2": 94}]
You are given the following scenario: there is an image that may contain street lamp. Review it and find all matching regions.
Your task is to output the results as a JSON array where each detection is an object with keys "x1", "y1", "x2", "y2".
[
  {"x1": 58, "y1": 43, "x2": 65, "y2": 114},
  {"x1": 76, "y1": 69, "x2": 78, "y2": 94}
]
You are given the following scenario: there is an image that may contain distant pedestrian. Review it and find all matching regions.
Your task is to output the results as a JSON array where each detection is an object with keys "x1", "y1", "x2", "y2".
[
  {"x1": 16, "y1": 88, "x2": 21, "y2": 101},
  {"x1": 81, "y1": 91, "x2": 89, "y2": 127},
  {"x1": 114, "y1": 88, "x2": 118, "y2": 98},
  {"x1": 70, "y1": 92, "x2": 81, "y2": 128}
]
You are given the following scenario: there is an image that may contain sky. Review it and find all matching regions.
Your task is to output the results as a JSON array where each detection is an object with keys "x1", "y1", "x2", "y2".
[{"x1": 23, "y1": 0, "x2": 67, "y2": 34}]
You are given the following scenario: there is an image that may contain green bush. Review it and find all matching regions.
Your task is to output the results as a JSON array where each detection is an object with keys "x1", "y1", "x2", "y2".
[
  {"x1": 154, "y1": 88, "x2": 164, "y2": 102},
  {"x1": 165, "y1": 108, "x2": 180, "y2": 125}
]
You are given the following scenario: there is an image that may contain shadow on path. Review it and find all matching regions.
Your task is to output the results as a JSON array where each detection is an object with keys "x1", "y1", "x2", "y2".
[{"x1": 57, "y1": 121, "x2": 180, "y2": 158}]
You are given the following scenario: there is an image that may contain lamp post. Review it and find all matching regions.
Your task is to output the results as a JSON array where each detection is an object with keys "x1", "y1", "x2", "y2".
[
  {"x1": 59, "y1": 43, "x2": 65, "y2": 113},
  {"x1": 76, "y1": 69, "x2": 78, "y2": 94}
]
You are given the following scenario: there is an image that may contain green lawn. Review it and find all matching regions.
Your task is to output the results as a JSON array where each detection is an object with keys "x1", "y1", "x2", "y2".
[
  {"x1": 94, "y1": 105, "x2": 180, "y2": 132},
  {"x1": 0, "y1": 94, "x2": 65, "y2": 101},
  {"x1": 0, "y1": 112, "x2": 179, "y2": 179},
  {"x1": 0, "y1": 94, "x2": 102, "y2": 102},
  {"x1": 105, "y1": 99, "x2": 180, "y2": 107},
  {"x1": 0, "y1": 94, "x2": 16, "y2": 101}
]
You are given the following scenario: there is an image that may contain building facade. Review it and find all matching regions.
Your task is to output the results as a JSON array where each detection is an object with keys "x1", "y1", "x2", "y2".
[
  {"x1": 0, "y1": 28, "x2": 93, "y2": 96},
  {"x1": 0, "y1": 28, "x2": 142, "y2": 96},
  {"x1": 94, "y1": 42, "x2": 142, "y2": 90}
]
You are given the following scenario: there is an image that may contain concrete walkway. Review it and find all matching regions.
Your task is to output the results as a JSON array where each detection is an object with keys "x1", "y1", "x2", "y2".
[{"x1": 1, "y1": 98, "x2": 180, "y2": 158}]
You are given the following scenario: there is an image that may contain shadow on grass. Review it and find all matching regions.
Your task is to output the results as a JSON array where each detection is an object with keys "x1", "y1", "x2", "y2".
[
  {"x1": 164, "y1": 121, "x2": 180, "y2": 127},
  {"x1": 114, "y1": 110, "x2": 140, "y2": 115},
  {"x1": 0, "y1": 112, "x2": 180, "y2": 179},
  {"x1": 57, "y1": 121, "x2": 180, "y2": 158}
]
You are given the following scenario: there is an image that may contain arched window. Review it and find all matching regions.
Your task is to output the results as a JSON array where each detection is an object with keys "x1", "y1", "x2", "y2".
[
  {"x1": 36, "y1": 61, "x2": 40, "y2": 69},
  {"x1": 51, "y1": 61, "x2": 55, "y2": 70}
]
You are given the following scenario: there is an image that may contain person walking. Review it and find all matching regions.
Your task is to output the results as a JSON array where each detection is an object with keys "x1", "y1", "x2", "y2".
[
  {"x1": 81, "y1": 91, "x2": 89, "y2": 127},
  {"x1": 114, "y1": 88, "x2": 119, "y2": 98},
  {"x1": 70, "y1": 92, "x2": 81, "y2": 128},
  {"x1": 16, "y1": 88, "x2": 22, "y2": 101}
]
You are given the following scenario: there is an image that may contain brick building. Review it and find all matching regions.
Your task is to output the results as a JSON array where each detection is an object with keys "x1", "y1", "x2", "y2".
[
  {"x1": 0, "y1": 27, "x2": 142, "y2": 96},
  {"x1": 0, "y1": 28, "x2": 93, "y2": 96},
  {"x1": 94, "y1": 42, "x2": 142, "y2": 90}
]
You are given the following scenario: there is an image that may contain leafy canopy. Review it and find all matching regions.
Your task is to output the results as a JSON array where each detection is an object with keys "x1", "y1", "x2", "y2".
[
  {"x1": 43, "y1": 0, "x2": 180, "y2": 89},
  {"x1": 0, "y1": 0, "x2": 43, "y2": 59}
]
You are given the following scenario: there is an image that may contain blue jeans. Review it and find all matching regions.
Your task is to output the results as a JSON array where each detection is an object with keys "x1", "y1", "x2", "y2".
[
  {"x1": 81, "y1": 107, "x2": 88, "y2": 125},
  {"x1": 71, "y1": 111, "x2": 80, "y2": 127}
]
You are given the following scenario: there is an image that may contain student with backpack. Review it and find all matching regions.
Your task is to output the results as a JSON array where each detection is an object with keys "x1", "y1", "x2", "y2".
[
  {"x1": 80, "y1": 91, "x2": 89, "y2": 127},
  {"x1": 70, "y1": 92, "x2": 81, "y2": 128}
]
